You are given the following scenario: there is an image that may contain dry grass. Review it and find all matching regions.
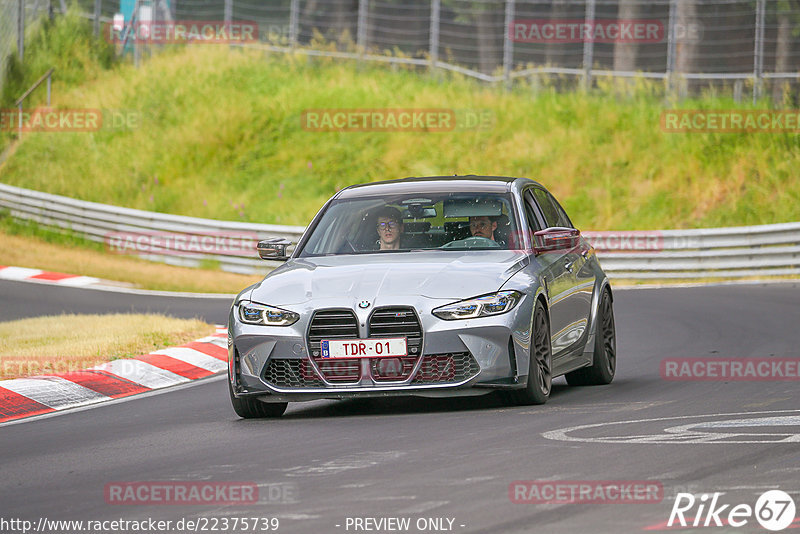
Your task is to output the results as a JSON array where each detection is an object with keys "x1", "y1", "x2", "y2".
[
  {"x1": 0, "y1": 313, "x2": 215, "y2": 379},
  {"x1": 0, "y1": 230, "x2": 265, "y2": 293}
]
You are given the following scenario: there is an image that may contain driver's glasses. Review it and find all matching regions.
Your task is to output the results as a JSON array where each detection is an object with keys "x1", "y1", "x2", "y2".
[
  {"x1": 470, "y1": 220, "x2": 491, "y2": 229},
  {"x1": 377, "y1": 221, "x2": 398, "y2": 231}
]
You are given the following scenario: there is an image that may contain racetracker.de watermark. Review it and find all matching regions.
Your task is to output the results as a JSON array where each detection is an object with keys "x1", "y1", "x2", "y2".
[
  {"x1": 301, "y1": 108, "x2": 494, "y2": 132},
  {"x1": 0, "y1": 109, "x2": 140, "y2": 132},
  {"x1": 509, "y1": 480, "x2": 663, "y2": 504},
  {"x1": 105, "y1": 231, "x2": 260, "y2": 256},
  {"x1": 0, "y1": 359, "x2": 106, "y2": 378},
  {"x1": 509, "y1": 19, "x2": 664, "y2": 43},
  {"x1": 582, "y1": 231, "x2": 663, "y2": 253},
  {"x1": 105, "y1": 482, "x2": 263, "y2": 505},
  {"x1": 104, "y1": 20, "x2": 258, "y2": 44},
  {"x1": 661, "y1": 358, "x2": 800, "y2": 381},
  {"x1": 661, "y1": 110, "x2": 800, "y2": 133},
  {"x1": 581, "y1": 231, "x2": 702, "y2": 253}
]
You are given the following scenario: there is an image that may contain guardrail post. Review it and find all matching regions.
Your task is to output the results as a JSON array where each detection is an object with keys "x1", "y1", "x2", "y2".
[
  {"x1": 582, "y1": 0, "x2": 595, "y2": 91},
  {"x1": 753, "y1": 0, "x2": 765, "y2": 104},
  {"x1": 502, "y1": 0, "x2": 514, "y2": 89},
  {"x1": 289, "y1": 0, "x2": 299, "y2": 49},
  {"x1": 429, "y1": 0, "x2": 440, "y2": 73}
]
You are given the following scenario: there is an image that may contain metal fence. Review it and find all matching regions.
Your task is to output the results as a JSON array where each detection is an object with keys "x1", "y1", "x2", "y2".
[
  {"x1": 2, "y1": 0, "x2": 800, "y2": 100},
  {"x1": 2, "y1": 182, "x2": 799, "y2": 279},
  {"x1": 0, "y1": 0, "x2": 61, "y2": 92},
  {"x1": 122, "y1": 0, "x2": 800, "y2": 100}
]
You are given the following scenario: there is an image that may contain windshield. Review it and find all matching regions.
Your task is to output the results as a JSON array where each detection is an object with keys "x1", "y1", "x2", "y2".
[{"x1": 298, "y1": 192, "x2": 520, "y2": 257}]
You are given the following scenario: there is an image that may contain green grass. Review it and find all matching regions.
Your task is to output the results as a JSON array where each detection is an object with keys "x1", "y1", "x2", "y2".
[
  {"x1": 1, "y1": 39, "x2": 799, "y2": 230},
  {"x1": 1, "y1": 7, "x2": 116, "y2": 151}
]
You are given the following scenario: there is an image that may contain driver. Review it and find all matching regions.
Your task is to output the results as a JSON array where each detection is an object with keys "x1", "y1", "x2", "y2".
[
  {"x1": 469, "y1": 216, "x2": 497, "y2": 241},
  {"x1": 375, "y1": 206, "x2": 404, "y2": 250}
]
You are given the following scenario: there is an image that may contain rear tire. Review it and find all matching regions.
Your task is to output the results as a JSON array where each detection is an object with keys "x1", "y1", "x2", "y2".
[
  {"x1": 565, "y1": 288, "x2": 616, "y2": 386},
  {"x1": 229, "y1": 378, "x2": 288, "y2": 418},
  {"x1": 510, "y1": 300, "x2": 552, "y2": 405}
]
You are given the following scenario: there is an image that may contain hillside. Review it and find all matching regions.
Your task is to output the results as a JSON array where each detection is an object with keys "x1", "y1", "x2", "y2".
[{"x1": 1, "y1": 23, "x2": 798, "y2": 230}]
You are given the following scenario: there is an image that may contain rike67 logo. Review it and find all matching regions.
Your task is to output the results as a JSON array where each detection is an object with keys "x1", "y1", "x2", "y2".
[{"x1": 668, "y1": 490, "x2": 796, "y2": 531}]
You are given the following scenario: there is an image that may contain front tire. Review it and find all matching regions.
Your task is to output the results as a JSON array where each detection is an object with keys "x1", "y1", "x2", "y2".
[
  {"x1": 510, "y1": 300, "x2": 552, "y2": 405},
  {"x1": 565, "y1": 288, "x2": 616, "y2": 386},
  {"x1": 229, "y1": 378, "x2": 288, "y2": 418}
]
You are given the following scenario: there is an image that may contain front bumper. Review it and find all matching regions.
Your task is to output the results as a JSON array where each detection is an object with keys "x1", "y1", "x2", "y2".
[{"x1": 228, "y1": 296, "x2": 534, "y2": 401}]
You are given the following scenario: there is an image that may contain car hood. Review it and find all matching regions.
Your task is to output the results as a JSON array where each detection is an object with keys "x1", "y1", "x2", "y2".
[{"x1": 247, "y1": 250, "x2": 529, "y2": 305}]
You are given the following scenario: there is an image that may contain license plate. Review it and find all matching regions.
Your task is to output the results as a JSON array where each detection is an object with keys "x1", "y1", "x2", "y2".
[{"x1": 320, "y1": 337, "x2": 407, "y2": 359}]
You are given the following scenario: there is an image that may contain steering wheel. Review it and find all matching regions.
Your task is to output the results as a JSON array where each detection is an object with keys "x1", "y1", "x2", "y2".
[{"x1": 441, "y1": 236, "x2": 501, "y2": 249}]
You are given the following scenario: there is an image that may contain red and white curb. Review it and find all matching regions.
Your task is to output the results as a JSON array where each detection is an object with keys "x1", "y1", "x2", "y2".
[
  {"x1": 0, "y1": 265, "x2": 104, "y2": 287},
  {"x1": 0, "y1": 327, "x2": 229, "y2": 424}
]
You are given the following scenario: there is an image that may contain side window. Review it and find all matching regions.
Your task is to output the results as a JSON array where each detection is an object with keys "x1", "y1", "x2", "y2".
[
  {"x1": 523, "y1": 191, "x2": 544, "y2": 232},
  {"x1": 547, "y1": 192, "x2": 574, "y2": 228},
  {"x1": 532, "y1": 188, "x2": 573, "y2": 229}
]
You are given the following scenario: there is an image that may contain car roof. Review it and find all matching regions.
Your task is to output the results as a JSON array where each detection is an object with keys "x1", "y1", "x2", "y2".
[{"x1": 335, "y1": 175, "x2": 541, "y2": 198}]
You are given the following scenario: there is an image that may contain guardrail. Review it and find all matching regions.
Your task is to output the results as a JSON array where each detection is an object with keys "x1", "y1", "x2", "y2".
[
  {"x1": 1, "y1": 182, "x2": 799, "y2": 279},
  {"x1": 0, "y1": 182, "x2": 303, "y2": 274}
]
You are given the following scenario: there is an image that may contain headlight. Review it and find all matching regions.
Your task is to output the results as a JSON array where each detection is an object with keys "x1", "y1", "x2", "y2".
[
  {"x1": 238, "y1": 301, "x2": 299, "y2": 326},
  {"x1": 432, "y1": 290, "x2": 523, "y2": 320}
]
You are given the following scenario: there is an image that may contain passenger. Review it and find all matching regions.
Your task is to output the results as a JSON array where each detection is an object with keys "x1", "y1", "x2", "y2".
[
  {"x1": 469, "y1": 216, "x2": 497, "y2": 241},
  {"x1": 375, "y1": 206, "x2": 404, "y2": 250}
]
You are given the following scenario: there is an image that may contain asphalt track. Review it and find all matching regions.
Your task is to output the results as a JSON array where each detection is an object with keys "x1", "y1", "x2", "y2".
[{"x1": 1, "y1": 280, "x2": 799, "y2": 533}]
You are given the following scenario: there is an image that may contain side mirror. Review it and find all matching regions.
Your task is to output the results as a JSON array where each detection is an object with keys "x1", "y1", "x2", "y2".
[
  {"x1": 257, "y1": 238, "x2": 292, "y2": 261},
  {"x1": 533, "y1": 227, "x2": 580, "y2": 254}
]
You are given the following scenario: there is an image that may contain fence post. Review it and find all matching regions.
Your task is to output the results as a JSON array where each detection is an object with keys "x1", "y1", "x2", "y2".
[
  {"x1": 357, "y1": 0, "x2": 368, "y2": 57},
  {"x1": 429, "y1": 0, "x2": 440, "y2": 72},
  {"x1": 502, "y1": 0, "x2": 514, "y2": 88},
  {"x1": 289, "y1": 0, "x2": 299, "y2": 49},
  {"x1": 94, "y1": 0, "x2": 101, "y2": 36},
  {"x1": 753, "y1": 0, "x2": 765, "y2": 104},
  {"x1": 17, "y1": 0, "x2": 24, "y2": 61},
  {"x1": 665, "y1": 0, "x2": 677, "y2": 96},
  {"x1": 582, "y1": 0, "x2": 595, "y2": 90},
  {"x1": 224, "y1": 0, "x2": 232, "y2": 26}
]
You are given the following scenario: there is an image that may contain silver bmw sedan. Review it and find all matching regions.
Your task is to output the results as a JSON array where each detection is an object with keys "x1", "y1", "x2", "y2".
[{"x1": 228, "y1": 176, "x2": 616, "y2": 418}]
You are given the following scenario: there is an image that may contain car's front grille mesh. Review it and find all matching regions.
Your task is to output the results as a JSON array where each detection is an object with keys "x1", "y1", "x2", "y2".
[
  {"x1": 308, "y1": 309, "x2": 361, "y2": 382},
  {"x1": 263, "y1": 359, "x2": 324, "y2": 388},
  {"x1": 368, "y1": 307, "x2": 422, "y2": 356},
  {"x1": 411, "y1": 352, "x2": 480, "y2": 384},
  {"x1": 263, "y1": 309, "x2": 479, "y2": 389},
  {"x1": 368, "y1": 307, "x2": 422, "y2": 381}
]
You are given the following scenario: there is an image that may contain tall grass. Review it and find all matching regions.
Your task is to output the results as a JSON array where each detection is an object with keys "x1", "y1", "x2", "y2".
[
  {"x1": 1, "y1": 7, "x2": 116, "y2": 150},
  {"x1": 1, "y1": 44, "x2": 799, "y2": 230}
]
